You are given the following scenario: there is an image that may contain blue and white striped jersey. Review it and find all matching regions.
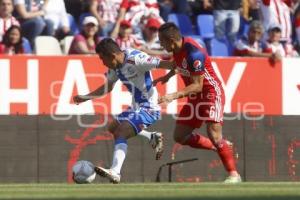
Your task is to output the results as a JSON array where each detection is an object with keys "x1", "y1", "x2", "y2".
[{"x1": 106, "y1": 49, "x2": 161, "y2": 110}]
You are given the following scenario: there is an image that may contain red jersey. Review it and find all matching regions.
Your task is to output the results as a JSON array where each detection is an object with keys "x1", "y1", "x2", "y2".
[{"x1": 173, "y1": 37, "x2": 224, "y2": 100}]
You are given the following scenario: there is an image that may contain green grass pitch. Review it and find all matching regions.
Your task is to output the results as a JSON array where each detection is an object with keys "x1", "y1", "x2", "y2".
[{"x1": 0, "y1": 183, "x2": 300, "y2": 200}]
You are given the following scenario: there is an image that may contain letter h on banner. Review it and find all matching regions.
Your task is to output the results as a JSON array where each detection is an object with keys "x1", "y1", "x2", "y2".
[{"x1": 0, "y1": 59, "x2": 39, "y2": 114}]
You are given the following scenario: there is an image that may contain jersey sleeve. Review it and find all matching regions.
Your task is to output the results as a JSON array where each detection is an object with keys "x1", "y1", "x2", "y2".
[
  {"x1": 262, "y1": 42, "x2": 273, "y2": 53},
  {"x1": 262, "y1": 0, "x2": 271, "y2": 6},
  {"x1": 186, "y1": 49, "x2": 206, "y2": 76},
  {"x1": 134, "y1": 51, "x2": 160, "y2": 72},
  {"x1": 105, "y1": 69, "x2": 119, "y2": 83},
  {"x1": 233, "y1": 39, "x2": 249, "y2": 55}
]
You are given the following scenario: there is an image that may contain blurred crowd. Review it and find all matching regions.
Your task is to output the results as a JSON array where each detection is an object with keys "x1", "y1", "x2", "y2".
[{"x1": 0, "y1": 0, "x2": 300, "y2": 60}]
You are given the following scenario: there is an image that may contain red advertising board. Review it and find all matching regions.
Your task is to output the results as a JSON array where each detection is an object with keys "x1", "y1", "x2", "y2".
[{"x1": 0, "y1": 55, "x2": 299, "y2": 115}]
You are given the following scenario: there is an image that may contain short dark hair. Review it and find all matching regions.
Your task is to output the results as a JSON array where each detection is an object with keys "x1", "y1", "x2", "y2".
[
  {"x1": 96, "y1": 38, "x2": 122, "y2": 56},
  {"x1": 158, "y1": 22, "x2": 182, "y2": 41}
]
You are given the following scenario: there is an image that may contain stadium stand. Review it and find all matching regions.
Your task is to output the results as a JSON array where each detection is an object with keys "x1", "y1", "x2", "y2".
[
  {"x1": 61, "y1": 35, "x2": 74, "y2": 55},
  {"x1": 209, "y1": 38, "x2": 229, "y2": 57},
  {"x1": 34, "y1": 36, "x2": 63, "y2": 55},
  {"x1": 196, "y1": 14, "x2": 215, "y2": 39},
  {"x1": 167, "y1": 13, "x2": 195, "y2": 35}
]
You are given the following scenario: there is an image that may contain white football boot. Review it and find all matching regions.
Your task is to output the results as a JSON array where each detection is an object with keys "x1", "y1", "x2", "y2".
[
  {"x1": 224, "y1": 174, "x2": 242, "y2": 184},
  {"x1": 150, "y1": 132, "x2": 164, "y2": 160},
  {"x1": 94, "y1": 166, "x2": 121, "y2": 184}
]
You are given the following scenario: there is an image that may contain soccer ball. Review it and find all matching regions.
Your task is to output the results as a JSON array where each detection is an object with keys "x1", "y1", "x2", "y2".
[{"x1": 72, "y1": 160, "x2": 96, "y2": 184}]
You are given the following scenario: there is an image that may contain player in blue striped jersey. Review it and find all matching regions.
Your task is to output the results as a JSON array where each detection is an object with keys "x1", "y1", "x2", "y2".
[{"x1": 73, "y1": 38, "x2": 174, "y2": 183}]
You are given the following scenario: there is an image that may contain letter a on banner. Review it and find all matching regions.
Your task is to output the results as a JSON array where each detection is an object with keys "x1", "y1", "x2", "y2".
[{"x1": 56, "y1": 60, "x2": 94, "y2": 114}]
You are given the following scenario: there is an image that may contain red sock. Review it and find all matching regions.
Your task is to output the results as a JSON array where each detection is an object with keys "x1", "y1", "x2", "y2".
[
  {"x1": 216, "y1": 139, "x2": 236, "y2": 172},
  {"x1": 185, "y1": 134, "x2": 215, "y2": 150}
]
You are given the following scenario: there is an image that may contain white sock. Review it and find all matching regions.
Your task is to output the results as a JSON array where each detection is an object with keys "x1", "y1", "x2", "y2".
[
  {"x1": 111, "y1": 138, "x2": 127, "y2": 174},
  {"x1": 138, "y1": 130, "x2": 154, "y2": 141}
]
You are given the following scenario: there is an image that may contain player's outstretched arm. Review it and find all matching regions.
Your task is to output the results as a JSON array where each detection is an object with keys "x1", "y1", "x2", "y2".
[
  {"x1": 73, "y1": 81, "x2": 115, "y2": 104},
  {"x1": 153, "y1": 69, "x2": 176, "y2": 86},
  {"x1": 157, "y1": 60, "x2": 176, "y2": 69},
  {"x1": 158, "y1": 74, "x2": 204, "y2": 104}
]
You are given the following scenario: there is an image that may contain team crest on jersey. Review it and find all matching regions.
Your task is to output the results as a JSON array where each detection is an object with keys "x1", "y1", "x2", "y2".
[
  {"x1": 138, "y1": 54, "x2": 146, "y2": 59},
  {"x1": 147, "y1": 57, "x2": 155, "y2": 63},
  {"x1": 182, "y1": 58, "x2": 188, "y2": 69},
  {"x1": 193, "y1": 60, "x2": 202, "y2": 71}
]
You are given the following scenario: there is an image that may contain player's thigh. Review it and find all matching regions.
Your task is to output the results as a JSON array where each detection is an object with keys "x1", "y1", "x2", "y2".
[
  {"x1": 175, "y1": 103, "x2": 203, "y2": 143},
  {"x1": 113, "y1": 121, "x2": 136, "y2": 140},
  {"x1": 173, "y1": 123, "x2": 195, "y2": 144},
  {"x1": 206, "y1": 122, "x2": 223, "y2": 143}
]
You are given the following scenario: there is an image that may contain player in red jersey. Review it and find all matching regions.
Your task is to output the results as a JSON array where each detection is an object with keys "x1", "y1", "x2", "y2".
[{"x1": 155, "y1": 22, "x2": 241, "y2": 183}]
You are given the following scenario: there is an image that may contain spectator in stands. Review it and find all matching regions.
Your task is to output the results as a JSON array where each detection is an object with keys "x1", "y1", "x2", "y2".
[
  {"x1": 68, "y1": 16, "x2": 100, "y2": 54},
  {"x1": 89, "y1": 0, "x2": 122, "y2": 37},
  {"x1": 0, "y1": 0, "x2": 20, "y2": 42},
  {"x1": 0, "y1": 25, "x2": 24, "y2": 54},
  {"x1": 158, "y1": 0, "x2": 173, "y2": 21},
  {"x1": 111, "y1": 0, "x2": 163, "y2": 35},
  {"x1": 14, "y1": 0, "x2": 54, "y2": 45},
  {"x1": 110, "y1": 20, "x2": 142, "y2": 50},
  {"x1": 172, "y1": 0, "x2": 190, "y2": 14},
  {"x1": 43, "y1": 0, "x2": 71, "y2": 40},
  {"x1": 158, "y1": 0, "x2": 191, "y2": 21},
  {"x1": 188, "y1": 0, "x2": 213, "y2": 17},
  {"x1": 64, "y1": 0, "x2": 85, "y2": 22},
  {"x1": 266, "y1": 24, "x2": 298, "y2": 57},
  {"x1": 294, "y1": 2, "x2": 300, "y2": 52},
  {"x1": 138, "y1": 17, "x2": 168, "y2": 57},
  {"x1": 209, "y1": 0, "x2": 241, "y2": 44},
  {"x1": 259, "y1": 0, "x2": 292, "y2": 42},
  {"x1": 246, "y1": 0, "x2": 260, "y2": 21},
  {"x1": 233, "y1": 20, "x2": 282, "y2": 62}
]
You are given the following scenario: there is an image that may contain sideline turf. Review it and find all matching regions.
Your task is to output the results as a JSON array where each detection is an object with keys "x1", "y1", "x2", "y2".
[{"x1": 0, "y1": 182, "x2": 299, "y2": 200}]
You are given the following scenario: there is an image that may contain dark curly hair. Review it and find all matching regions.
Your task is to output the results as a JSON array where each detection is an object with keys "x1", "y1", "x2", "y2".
[{"x1": 2, "y1": 25, "x2": 24, "y2": 54}]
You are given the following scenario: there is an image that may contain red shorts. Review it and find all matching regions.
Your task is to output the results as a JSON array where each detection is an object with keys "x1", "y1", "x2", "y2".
[{"x1": 176, "y1": 94, "x2": 225, "y2": 128}]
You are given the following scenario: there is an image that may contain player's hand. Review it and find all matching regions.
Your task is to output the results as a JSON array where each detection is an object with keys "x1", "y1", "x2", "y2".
[
  {"x1": 158, "y1": 94, "x2": 174, "y2": 104},
  {"x1": 271, "y1": 51, "x2": 282, "y2": 62},
  {"x1": 153, "y1": 76, "x2": 169, "y2": 86},
  {"x1": 73, "y1": 95, "x2": 89, "y2": 105}
]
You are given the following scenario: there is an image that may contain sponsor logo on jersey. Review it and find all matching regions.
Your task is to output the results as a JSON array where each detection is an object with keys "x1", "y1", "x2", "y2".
[{"x1": 193, "y1": 60, "x2": 202, "y2": 70}]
